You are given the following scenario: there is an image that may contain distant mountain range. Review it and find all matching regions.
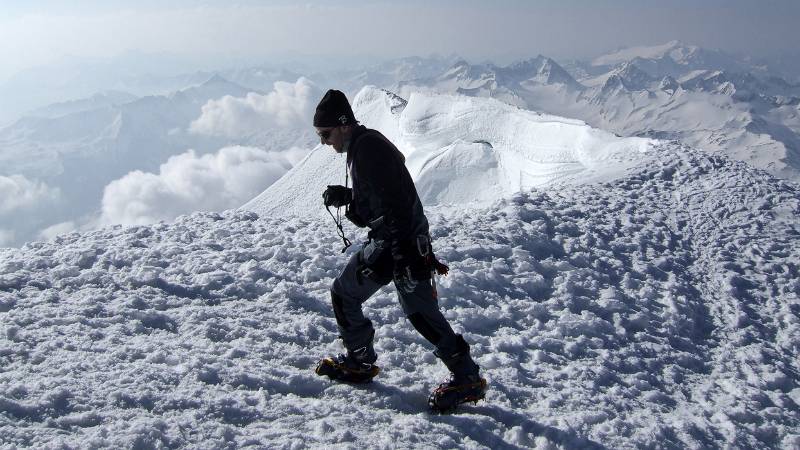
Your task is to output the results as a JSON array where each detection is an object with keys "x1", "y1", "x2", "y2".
[
  {"x1": 2, "y1": 41, "x2": 799, "y2": 247},
  {"x1": 396, "y1": 41, "x2": 800, "y2": 182}
]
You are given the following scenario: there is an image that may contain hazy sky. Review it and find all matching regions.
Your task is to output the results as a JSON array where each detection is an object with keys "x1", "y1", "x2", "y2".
[{"x1": 1, "y1": 0, "x2": 799, "y2": 81}]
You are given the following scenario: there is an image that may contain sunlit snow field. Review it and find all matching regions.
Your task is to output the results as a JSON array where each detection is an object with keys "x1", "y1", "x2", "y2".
[{"x1": 1, "y1": 140, "x2": 798, "y2": 448}]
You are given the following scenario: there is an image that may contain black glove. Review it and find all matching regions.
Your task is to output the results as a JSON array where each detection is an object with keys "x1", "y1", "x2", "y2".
[{"x1": 323, "y1": 185, "x2": 352, "y2": 208}]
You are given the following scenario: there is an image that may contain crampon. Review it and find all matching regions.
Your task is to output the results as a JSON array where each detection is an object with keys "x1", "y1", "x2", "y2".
[
  {"x1": 315, "y1": 356, "x2": 380, "y2": 384},
  {"x1": 428, "y1": 376, "x2": 487, "y2": 413}
]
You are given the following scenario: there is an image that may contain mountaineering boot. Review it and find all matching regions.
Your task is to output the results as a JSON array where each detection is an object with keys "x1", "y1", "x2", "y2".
[
  {"x1": 428, "y1": 373, "x2": 487, "y2": 413},
  {"x1": 315, "y1": 345, "x2": 379, "y2": 383},
  {"x1": 429, "y1": 335, "x2": 487, "y2": 413}
]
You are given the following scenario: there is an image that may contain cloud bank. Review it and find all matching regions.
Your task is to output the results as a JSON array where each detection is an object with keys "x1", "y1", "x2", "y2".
[
  {"x1": 100, "y1": 146, "x2": 291, "y2": 226},
  {"x1": 0, "y1": 229, "x2": 14, "y2": 247},
  {"x1": 38, "y1": 221, "x2": 77, "y2": 242},
  {"x1": 0, "y1": 174, "x2": 60, "y2": 214},
  {"x1": 190, "y1": 77, "x2": 319, "y2": 138}
]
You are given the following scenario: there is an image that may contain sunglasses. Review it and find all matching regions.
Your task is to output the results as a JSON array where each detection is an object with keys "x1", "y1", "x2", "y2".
[{"x1": 317, "y1": 128, "x2": 336, "y2": 140}]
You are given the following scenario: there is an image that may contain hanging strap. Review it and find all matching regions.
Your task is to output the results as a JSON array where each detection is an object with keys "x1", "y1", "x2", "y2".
[
  {"x1": 324, "y1": 129, "x2": 380, "y2": 253},
  {"x1": 325, "y1": 157, "x2": 352, "y2": 253},
  {"x1": 326, "y1": 205, "x2": 352, "y2": 253}
]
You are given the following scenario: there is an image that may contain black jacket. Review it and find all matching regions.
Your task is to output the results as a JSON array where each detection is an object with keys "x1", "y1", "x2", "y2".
[{"x1": 345, "y1": 125, "x2": 430, "y2": 263}]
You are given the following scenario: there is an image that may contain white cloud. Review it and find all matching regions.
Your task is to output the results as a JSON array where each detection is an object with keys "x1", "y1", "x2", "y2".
[
  {"x1": 38, "y1": 221, "x2": 77, "y2": 242},
  {"x1": 190, "y1": 77, "x2": 320, "y2": 138},
  {"x1": 283, "y1": 146, "x2": 311, "y2": 166},
  {"x1": 0, "y1": 174, "x2": 60, "y2": 214},
  {"x1": 0, "y1": 229, "x2": 14, "y2": 247},
  {"x1": 100, "y1": 146, "x2": 291, "y2": 226}
]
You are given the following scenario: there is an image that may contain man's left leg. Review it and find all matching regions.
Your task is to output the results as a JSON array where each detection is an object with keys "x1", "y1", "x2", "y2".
[
  {"x1": 316, "y1": 243, "x2": 388, "y2": 383},
  {"x1": 396, "y1": 279, "x2": 486, "y2": 411}
]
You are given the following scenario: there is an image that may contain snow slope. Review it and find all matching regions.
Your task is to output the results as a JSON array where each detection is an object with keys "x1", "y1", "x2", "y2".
[
  {"x1": 1, "y1": 141, "x2": 798, "y2": 448},
  {"x1": 243, "y1": 87, "x2": 654, "y2": 219}
]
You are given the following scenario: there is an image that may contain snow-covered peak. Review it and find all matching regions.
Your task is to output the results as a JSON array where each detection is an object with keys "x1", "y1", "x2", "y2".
[
  {"x1": 593, "y1": 41, "x2": 748, "y2": 80},
  {"x1": 172, "y1": 75, "x2": 252, "y2": 104},
  {"x1": 596, "y1": 74, "x2": 629, "y2": 100},
  {"x1": 440, "y1": 59, "x2": 476, "y2": 80},
  {"x1": 201, "y1": 73, "x2": 230, "y2": 86},
  {"x1": 677, "y1": 70, "x2": 775, "y2": 101},
  {"x1": 243, "y1": 87, "x2": 653, "y2": 219},
  {"x1": 504, "y1": 56, "x2": 545, "y2": 74},
  {"x1": 593, "y1": 40, "x2": 688, "y2": 66},
  {"x1": 25, "y1": 91, "x2": 139, "y2": 119},
  {"x1": 609, "y1": 62, "x2": 654, "y2": 91},
  {"x1": 439, "y1": 57, "x2": 582, "y2": 90},
  {"x1": 511, "y1": 56, "x2": 582, "y2": 90},
  {"x1": 336, "y1": 55, "x2": 461, "y2": 95},
  {"x1": 593, "y1": 40, "x2": 700, "y2": 67},
  {"x1": 503, "y1": 56, "x2": 556, "y2": 79},
  {"x1": 358, "y1": 86, "x2": 407, "y2": 114},
  {"x1": 351, "y1": 86, "x2": 407, "y2": 145},
  {"x1": 665, "y1": 41, "x2": 702, "y2": 65},
  {"x1": 436, "y1": 60, "x2": 497, "y2": 90},
  {"x1": 658, "y1": 75, "x2": 680, "y2": 94},
  {"x1": 715, "y1": 81, "x2": 737, "y2": 97}
]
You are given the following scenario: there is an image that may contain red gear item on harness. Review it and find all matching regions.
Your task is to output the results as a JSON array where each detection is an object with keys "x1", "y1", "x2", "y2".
[{"x1": 415, "y1": 234, "x2": 450, "y2": 300}]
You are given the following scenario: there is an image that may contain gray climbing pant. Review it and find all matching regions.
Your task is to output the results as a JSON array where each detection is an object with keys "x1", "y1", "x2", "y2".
[{"x1": 330, "y1": 239, "x2": 465, "y2": 361}]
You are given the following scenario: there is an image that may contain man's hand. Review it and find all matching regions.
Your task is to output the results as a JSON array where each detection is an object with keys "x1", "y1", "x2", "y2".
[{"x1": 323, "y1": 185, "x2": 352, "y2": 208}]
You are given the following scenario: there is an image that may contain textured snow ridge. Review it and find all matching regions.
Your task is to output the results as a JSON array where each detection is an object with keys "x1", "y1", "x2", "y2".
[
  {"x1": 399, "y1": 92, "x2": 652, "y2": 187},
  {"x1": 243, "y1": 87, "x2": 654, "y2": 221},
  {"x1": 398, "y1": 51, "x2": 800, "y2": 182},
  {"x1": 1, "y1": 144, "x2": 798, "y2": 448}
]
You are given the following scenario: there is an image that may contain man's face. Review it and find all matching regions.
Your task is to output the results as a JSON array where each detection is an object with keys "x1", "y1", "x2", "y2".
[{"x1": 316, "y1": 126, "x2": 347, "y2": 153}]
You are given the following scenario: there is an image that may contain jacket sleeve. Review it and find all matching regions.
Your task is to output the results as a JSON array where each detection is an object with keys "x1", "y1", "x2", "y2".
[{"x1": 353, "y1": 136, "x2": 416, "y2": 262}]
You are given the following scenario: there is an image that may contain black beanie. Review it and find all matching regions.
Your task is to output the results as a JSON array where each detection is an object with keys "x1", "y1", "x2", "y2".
[{"x1": 313, "y1": 89, "x2": 357, "y2": 127}]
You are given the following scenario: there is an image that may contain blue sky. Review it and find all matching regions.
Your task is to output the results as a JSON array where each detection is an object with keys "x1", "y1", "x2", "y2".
[{"x1": 1, "y1": 0, "x2": 799, "y2": 80}]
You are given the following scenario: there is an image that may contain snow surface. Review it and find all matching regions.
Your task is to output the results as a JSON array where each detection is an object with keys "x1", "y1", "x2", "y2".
[
  {"x1": 1, "y1": 140, "x2": 798, "y2": 448},
  {"x1": 2, "y1": 54, "x2": 800, "y2": 448}
]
